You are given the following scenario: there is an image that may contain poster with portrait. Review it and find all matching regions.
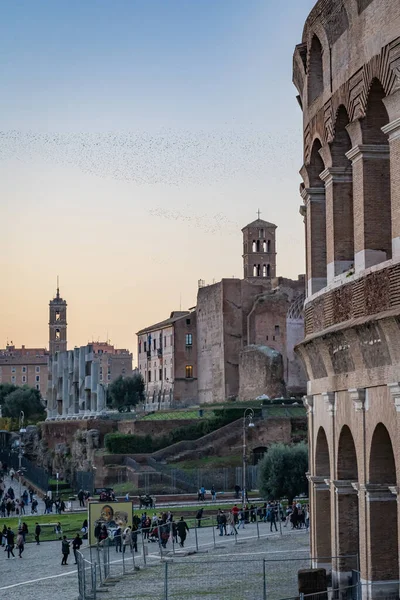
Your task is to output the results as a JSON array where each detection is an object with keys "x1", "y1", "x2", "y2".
[{"x1": 88, "y1": 501, "x2": 133, "y2": 546}]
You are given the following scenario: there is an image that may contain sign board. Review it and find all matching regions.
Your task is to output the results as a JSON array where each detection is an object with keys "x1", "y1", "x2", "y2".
[{"x1": 88, "y1": 501, "x2": 133, "y2": 546}]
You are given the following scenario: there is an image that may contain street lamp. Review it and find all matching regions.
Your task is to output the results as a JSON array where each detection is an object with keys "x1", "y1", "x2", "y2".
[
  {"x1": 18, "y1": 411, "x2": 26, "y2": 526},
  {"x1": 242, "y1": 408, "x2": 255, "y2": 509}
]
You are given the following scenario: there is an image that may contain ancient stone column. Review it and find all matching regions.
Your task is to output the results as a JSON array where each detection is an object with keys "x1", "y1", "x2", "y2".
[
  {"x1": 301, "y1": 187, "x2": 327, "y2": 295},
  {"x1": 332, "y1": 480, "x2": 359, "y2": 585},
  {"x1": 382, "y1": 116, "x2": 400, "y2": 260},
  {"x1": 345, "y1": 145, "x2": 391, "y2": 271},
  {"x1": 309, "y1": 476, "x2": 331, "y2": 569},
  {"x1": 320, "y1": 168, "x2": 354, "y2": 282}
]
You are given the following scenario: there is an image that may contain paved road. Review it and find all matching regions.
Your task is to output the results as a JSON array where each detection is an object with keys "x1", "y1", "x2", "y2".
[{"x1": 0, "y1": 518, "x2": 310, "y2": 600}]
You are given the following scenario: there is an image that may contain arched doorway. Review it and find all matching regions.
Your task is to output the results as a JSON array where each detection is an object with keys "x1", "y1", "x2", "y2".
[
  {"x1": 336, "y1": 426, "x2": 359, "y2": 578},
  {"x1": 313, "y1": 427, "x2": 331, "y2": 564},
  {"x1": 252, "y1": 446, "x2": 267, "y2": 465},
  {"x1": 368, "y1": 424, "x2": 398, "y2": 592}
]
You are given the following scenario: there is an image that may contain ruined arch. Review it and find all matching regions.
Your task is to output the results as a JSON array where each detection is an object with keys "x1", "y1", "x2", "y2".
[
  {"x1": 308, "y1": 139, "x2": 325, "y2": 188},
  {"x1": 337, "y1": 425, "x2": 358, "y2": 480},
  {"x1": 369, "y1": 423, "x2": 396, "y2": 484},
  {"x1": 368, "y1": 423, "x2": 398, "y2": 583},
  {"x1": 362, "y1": 79, "x2": 390, "y2": 145},
  {"x1": 308, "y1": 36, "x2": 324, "y2": 104},
  {"x1": 315, "y1": 426, "x2": 330, "y2": 476},
  {"x1": 332, "y1": 106, "x2": 352, "y2": 169}
]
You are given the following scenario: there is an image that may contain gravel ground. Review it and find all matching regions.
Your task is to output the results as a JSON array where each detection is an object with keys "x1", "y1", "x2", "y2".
[{"x1": 0, "y1": 519, "x2": 310, "y2": 600}]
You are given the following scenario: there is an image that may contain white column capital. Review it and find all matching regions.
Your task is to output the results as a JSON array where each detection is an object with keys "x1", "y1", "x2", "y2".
[
  {"x1": 332, "y1": 480, "x2": 358, "y2": 495},
  {"x1": 382, "y1": 117, "x2": 400, "y2": 141},
  {"x1": 388, "y1": 383, "x2": 400, "y2": 412},
  {"x1": 320, "y1": 167, "x2": 353, "y2": 186},
  {"x1": 345, "y1": 144, "x2": 390, "y2": 164},
  {"x1": 322, "y1": 392, "x2": 336, "y2": 415},
  {"x1": 300, "y1": 187, "x2": 326, "y2": 205},
  {"x1": 349, "y1": 388, "x2": 366, "y2": 412},
  {"x1": 303, "y1": 395, "x2": 314, "y2": 414}
]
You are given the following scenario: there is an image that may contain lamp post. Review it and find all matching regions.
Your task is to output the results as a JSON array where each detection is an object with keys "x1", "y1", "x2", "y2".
[
  {"x1": 242, "y1": 408, "x2": 255, "y2": 510},
  {"x1": 18, "y1": 410, "x2": 26, "y2": 526}
]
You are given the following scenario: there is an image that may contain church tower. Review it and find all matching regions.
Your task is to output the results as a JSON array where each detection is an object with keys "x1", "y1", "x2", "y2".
[
  {"x1": 49, "y1": 280, "x2": 67, "y2": 354},
  {"x1": 242, "y1": 213, "x2": 277, "y2": 280}
]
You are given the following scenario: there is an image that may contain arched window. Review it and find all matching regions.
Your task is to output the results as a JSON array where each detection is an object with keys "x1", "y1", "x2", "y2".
[
  {"x1": 262, "y1": 265, "x2": 267, "y2": 277},
  {"x1": 252, "y1": 241, "x2": 256, "y2": 252},
  {"x1": 267, "y1": 240, "x2": 271, "y2": 252},
  {"x1": 308, "y1": 35, "x2": 324, "y2": 104},
  {"x1": 262, "y1": 241, "x2": 267, "y2": 252},
  {"x1": 256, "y1": 240, "x2": 260, "y2": 252},
  {"x1": 267, "y1": 264, "x2": 271, "y2": 276}
]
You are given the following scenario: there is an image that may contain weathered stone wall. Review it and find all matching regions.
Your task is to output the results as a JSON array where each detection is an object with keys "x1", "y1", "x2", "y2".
[
  {"x1": 239, "y1": 345, "x2": 286, "y2": 401},
  {"x1": 197, "y1": 281, "x2": 226, "y2": 404},
  {"x1": 117, "y1": 419, "x2": 195, "y2": 437}
]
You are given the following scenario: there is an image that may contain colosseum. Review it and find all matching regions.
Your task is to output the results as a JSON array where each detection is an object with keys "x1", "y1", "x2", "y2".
[{"x1": 294, "y1": 1, "x2": 400, "y2": 598}]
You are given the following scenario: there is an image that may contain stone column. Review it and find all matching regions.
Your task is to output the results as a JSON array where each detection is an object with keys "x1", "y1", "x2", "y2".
[
  {"x1": 332, "y1": 480, "x2": 359, "y2": 585},
  {"x1": 309, "y1": 476, "x2": 331, "y2": 569},
  {"x1": 362, "y1": 484, "x2": 399, "y2": 599},
  {"x1": 320, "y1": 168, "x2": 354, "y2": 282},
  {"x1": 345, "y1": 145, "x2": 391, "y2": 271},
  {"x1": 382, "y1": 91, "x2": 400, "y2": 260},
  {"x1": 301, "y1": 187, "x2": 327, "y2": 295}
]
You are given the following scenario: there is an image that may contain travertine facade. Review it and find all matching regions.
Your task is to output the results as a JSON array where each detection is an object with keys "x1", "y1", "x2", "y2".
[
  {"x1": 137, "y1": 310, "x2": 197, "y2": 409},
  {"x1": 294, "y1": 1, "x2": 400, "y2": 596}
]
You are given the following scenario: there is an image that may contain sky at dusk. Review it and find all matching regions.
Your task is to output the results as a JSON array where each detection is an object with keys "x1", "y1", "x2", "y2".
[{"x1": 0, "y1": 0, "x2": 316, "y2": 363}]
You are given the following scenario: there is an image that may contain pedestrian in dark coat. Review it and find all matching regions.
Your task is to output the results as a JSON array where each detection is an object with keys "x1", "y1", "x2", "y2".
[
  {"x1": 61, "y1": 536, "x2": 70, "y2": 565},
  {"x1": 72, "y1": 533, "x2": 83, "y2": 564},
  {"x1": 176, "y1": 517, "x2": 189, "y2": 547},
  {"x1": 35, "y1": 523, "x2": 41, "y2": 545}
]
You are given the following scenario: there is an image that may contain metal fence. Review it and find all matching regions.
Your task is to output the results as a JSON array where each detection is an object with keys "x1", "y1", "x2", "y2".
[
  {"x1": 77, "y1": 534, "x2": 361, "y2": 600},
  {"x1": 146, "y1": 457, "x2": 258, "y2": 493},
  {"x1": 73, "y1": 470, "x2": 94, "y2": 494},
  {"x1": 0, "y1": 450, "x2": 49, "y2": 491}
]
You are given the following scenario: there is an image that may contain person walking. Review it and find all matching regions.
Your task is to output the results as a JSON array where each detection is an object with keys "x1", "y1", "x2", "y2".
[
  {"x1": 269, "y1": 503, "x2": 278, "y2": 532},
  {"x1": 176, "y1": 517, "x2": 189, "y2": 548},
  {"x1": 16, "y1": 529, "x2": 24, "y2": 558},
  {"x1": 210, "y1": 485, "x2": 217, "y2": 502},
  {"x1": 227, "y1": 511, "x2": 238, "y2": 536},
  {"x1": 237, "y1": 508, "x2": 245, "y2": 530},
  {"x1": 72, "y1": 533, "x2": 83, "y2": 564},
  {"x1": 114, "y1": 526, "x2": 122, "y2": 552},
  {"x1": 21, "y1": 522, "x2": 28, "y2": 543},
  {"x1": 122, "y1": 526, "x2": 132, "y2": 553},
  {"x1": 61, "y1": 536, "x2": 70, "y2": 565},
  {"x1": 35, "y1": 522, "x2": 41, "y2": 545},
  {"x1": 6, "y1": 527, "x2": 15, "y2": 558},
  {"x1": 196, "y1": 508, "x2": 204, "y2": 528}
]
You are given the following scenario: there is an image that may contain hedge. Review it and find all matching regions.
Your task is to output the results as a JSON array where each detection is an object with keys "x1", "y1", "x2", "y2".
[{"x1": 104, "y1": 408, "x2": 260, "y2": 454}]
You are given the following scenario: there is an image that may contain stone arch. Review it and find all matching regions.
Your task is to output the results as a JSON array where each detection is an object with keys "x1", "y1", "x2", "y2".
[
  {"x1": 335, "y1": 425, "x2": 360, "y2": 577},
  {"x1": 368, "y1": 423, "x2": 399, "y2": 585},
  {"x1": 362, "y1": 79, "x2": 390, "y2": 145},
  {"x1": 337, "y1": 424, "x2": 358, "y2": 480},
  {"x1": 315, "y1": 426, "x2": 330, "y2": 476},
  {"x1": 308, "y1": 35, "x2": 324, "y2": 105},
  {"x1": 369, "y1": 422, "x2": 396, "y2": 484},
  {"x1": 308, "y1": 139, "x2": 325, "y2": 188},
  {"x1": 331, "y1": 106, "x2": 353, "y2": 169},
  {"x1": 314, "y1": 426, "x2": 331, "y2": 564}
]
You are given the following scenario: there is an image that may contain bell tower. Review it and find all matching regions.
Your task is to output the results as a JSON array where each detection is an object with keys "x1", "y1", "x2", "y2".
[
  {"x1": 242, "y1": 211, "x2": 277, "y2": 280},
  {"x1": 49, "y1": 278, "x2": 67, "y2": 354}
]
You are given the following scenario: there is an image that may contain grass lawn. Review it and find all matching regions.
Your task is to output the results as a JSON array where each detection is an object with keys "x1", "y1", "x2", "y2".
[{"x1": 1, "y1": 513, "x2": 86, "y2": 542}]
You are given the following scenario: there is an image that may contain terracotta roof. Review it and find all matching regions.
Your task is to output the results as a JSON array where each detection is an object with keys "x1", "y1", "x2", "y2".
[
  {"x1": 242, "y1": 218, "x2": 277, "y2": 230},
  {"x1": 136, "y1": 311, "x2": 192, "y2": 335}
]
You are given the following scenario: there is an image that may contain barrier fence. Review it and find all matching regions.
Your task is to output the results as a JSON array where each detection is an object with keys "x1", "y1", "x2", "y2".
[{"x1": 76, "y1": 516, "x2": 360, "y2": 600}]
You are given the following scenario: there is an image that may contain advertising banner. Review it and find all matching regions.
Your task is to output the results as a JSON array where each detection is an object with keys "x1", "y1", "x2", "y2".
[{"x1": 88, "y1": 501, "x2": 133, "y2": 546}]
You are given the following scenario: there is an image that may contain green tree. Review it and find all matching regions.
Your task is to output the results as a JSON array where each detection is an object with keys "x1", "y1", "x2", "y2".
[
  {"x1": 2, "y1": 386, "x2": 46, "y2": 419},
  {"x1": 258, "y1": 442, "x2": 308, "y2": 503},
  {"x1": 0, "y1": 383, "x2": 18, "y2": 405},
  {"x1": 108, "y1": 374, "x2": 145, "y2": 409}
]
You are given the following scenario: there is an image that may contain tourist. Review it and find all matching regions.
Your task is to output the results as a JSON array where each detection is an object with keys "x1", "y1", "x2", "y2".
[
  {"x1": 227, "y1": 511, "x2": 237, "y2": 536},
  {"x1": 231, "y1": 504, "x2": 239, "y2": 525},
  {"x1": 114, "y1": 525, "x2": 122, "y2": 552},
  {"x1": 72, "y1": 533, "x2": 83, "y2": 563},
  {"x1": 268, "y1": 503, "x2": 278, "y2": 532},
  {"x1": 237, "y1": 508, "x2": 245, "y2": 529},
  {"x1": 196, "y1": 507, "x2": 204, "y2": 527},
  {"x1": 234, "y1": 484, "x2": 241, "y2": 499},
  {"x1": 6, "y1": 527, "x2": 15, "y2": 558},
  {"x1": 55, "y1": 521, "x2": 62, "y2": 539},
  {"x1": 31, "y1": 498, "x2": 38, "y2": 514},
  {"x1": 21, "y1": 522, "x2": 28, "y2": 542},
  {"x1": 122, "y1": 526, "x2": 131, "y2": 553},
  {"x1": 61, "y1": 535, "x2": 70, "y2": 565},
  {"x1": 131, "y1": 526, "x2": 138, "y2": 552},
  {"x1": 219, "y1": 510, "x2": 227, "y2": 536},
  {"x1": 176, "y1": 517, "x2": 189, "y2": 547},
  {"x1": 16, "y1": 529, "x2": 24, "y2": 558},
  {"x1": 211, "y1": 485, "x2": 217, "y2": 502},
  {"x1": 77, "y1": 489, "x2": 85, "y2": 507},
  {"x1": 35, "y1": 522, "x2": 41, "y2": 544}
]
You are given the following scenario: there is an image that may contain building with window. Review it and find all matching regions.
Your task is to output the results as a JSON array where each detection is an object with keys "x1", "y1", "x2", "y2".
[
  {"x1": 90, "y1": 342, "x2": 133, "y2": 384},
  {"x1": 294, "y1": 1, "x2": 400, "y2": 596},
  {"x1": 197, "y1": 217, "x2": 306, "y2": 404},
  {"x1": 0, "y1": 344, "x2": 49, "y2": 397},
  {"x1": 137, "y1": 310, "x2": 197, "y2": 409}
]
